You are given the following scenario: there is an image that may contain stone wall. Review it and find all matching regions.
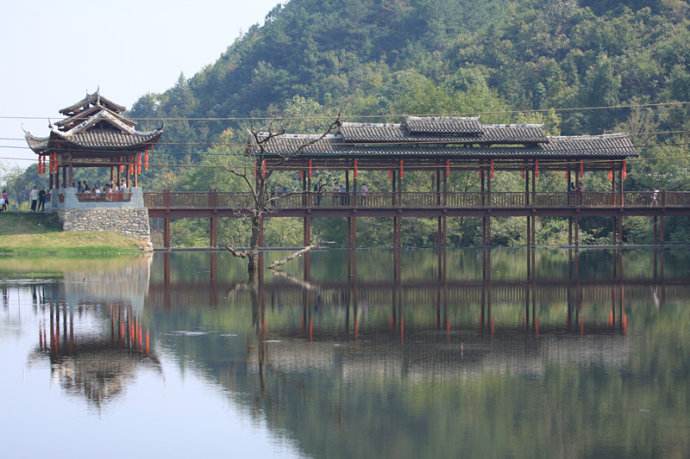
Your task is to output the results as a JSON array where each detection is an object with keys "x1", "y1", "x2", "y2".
[{"x1": 59, "y1": 208, "x2": 151, "y2": 240}]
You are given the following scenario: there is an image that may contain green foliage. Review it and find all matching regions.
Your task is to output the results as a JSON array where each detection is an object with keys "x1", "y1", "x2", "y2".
[{"x1": 13, "y1": 0, "x2": 690, "y2": 247}]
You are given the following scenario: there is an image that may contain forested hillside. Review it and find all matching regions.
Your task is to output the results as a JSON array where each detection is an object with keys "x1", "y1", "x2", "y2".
[{"x1": 9, "y1": 0, "x2": 690, "y2": 246}]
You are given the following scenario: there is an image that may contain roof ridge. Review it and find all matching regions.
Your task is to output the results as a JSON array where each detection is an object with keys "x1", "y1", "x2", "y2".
[
  {"x1": 548, "y1": 132, "x2": 629, "y2": 139},
  {"x1": 340, "y1": 122, "x2": 402, "y2": 127},
  {"x1": 483, "y1": 123, "x2": 544, "y2": 129},
  {"x1": 405, "y1": 115, "x2": 480, "y2": 120}
]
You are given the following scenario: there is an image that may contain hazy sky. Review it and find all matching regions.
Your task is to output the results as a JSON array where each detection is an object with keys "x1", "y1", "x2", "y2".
[{"x1": 0, "y1": 0, "x2": 281, "y2": 170}]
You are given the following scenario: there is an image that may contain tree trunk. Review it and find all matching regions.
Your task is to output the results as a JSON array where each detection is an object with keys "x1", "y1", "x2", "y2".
[{"x1": 247, "y1": 215, "x2": 261, "y2": 283}]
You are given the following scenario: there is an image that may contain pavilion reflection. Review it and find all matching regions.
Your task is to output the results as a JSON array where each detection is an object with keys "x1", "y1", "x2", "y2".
[{"x1": 30, "y1": 301, "x2": 160, "y2": 408}]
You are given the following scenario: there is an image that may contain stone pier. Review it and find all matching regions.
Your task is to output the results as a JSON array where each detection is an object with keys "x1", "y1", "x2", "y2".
[{"x1": 51, "y1": 188, "x2": 152, "y2": 248}]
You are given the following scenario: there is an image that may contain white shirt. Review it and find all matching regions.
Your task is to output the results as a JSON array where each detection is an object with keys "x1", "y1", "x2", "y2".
[{"x1": 29, "y1": 189, "x2": 38, "y2": 200}]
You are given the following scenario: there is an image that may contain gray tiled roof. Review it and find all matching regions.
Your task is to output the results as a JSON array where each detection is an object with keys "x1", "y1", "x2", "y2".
[
  {"x1": 25, "y1": 129, "x2": 162, "y2": 154},
  {"x1": 59, "y1": 92, "x2": 126, "y2": 116},
  {"x1": 338, "y1": 122, "x2": 546, "y2": 143},
  {"x1": 26, "y1": 93, "x2": 163, "y2": 154},
  {"x1": 250, "y1": 130, "x2": 638, "y2": 159},
  {"x1": 55, "y1": 129, "x2": 162, "y2": 149},
  {"x1": 404, "y1": 116, "x2": 482, "y2": 135},
  {"x1": 541, "y1": 134, "x2": 636, "y2": 155}
]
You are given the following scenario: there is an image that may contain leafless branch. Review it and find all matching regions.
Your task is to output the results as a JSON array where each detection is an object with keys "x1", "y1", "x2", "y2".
[
  {"x1": 268, "y1": 244, "x2": 318, "y2": 271},
  {"x1": 225, "y1": 244, "x2": 251, "y2": 258}
]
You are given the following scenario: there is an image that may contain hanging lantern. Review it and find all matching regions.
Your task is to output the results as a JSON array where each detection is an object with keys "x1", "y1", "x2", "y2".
[
  {"x1": 144, "y1": 148, "x2": 150, "y2": 171},
  {"x1": 534, "y1": 160, "x2": 540, "y2": 178},
  {"x1": 261, "y1": 159, "x2": 267, "y2": 178},
  {"x1": 119, "y1": 163, "x2": 125, "y2": 174},
  {"x1": 608, "y1": 169, "x2": 613, "y2": 182},
  {"x1": 308, "y1": 159, "x2": 313, "y2": 178},
  {"x1": 399, "y1": 160, "x2": 405, "y2": 180},
  {"x1": 128, "y1": 163, "x2": 134, "y2": 176},
  {"x1": 490, "y1": 160, "x2": 495, "y2": 179},
  {"x1": 353, "y1": 159, "x2": 358, "y2": 179},
  {"x1": 137, "y1": 153, "x2": 143, "y2": 175},
  {"x1": 580, "y1": 160, "x2": 585, "y2": 178},
  {"x1": 622, "y1": 160, "x2": 627, "y2": 180},
  {"x1": 445, "y1": 159, "x2": 451, "y2": 176}
]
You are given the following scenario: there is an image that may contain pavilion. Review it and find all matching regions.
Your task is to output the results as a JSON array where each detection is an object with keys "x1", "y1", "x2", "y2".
[
  {"x1": 24, "y1": 92, "x2": 162, "y2": 241},
  {"x1": 25, "y1": 91, "x2": 163, "y2": 209}
]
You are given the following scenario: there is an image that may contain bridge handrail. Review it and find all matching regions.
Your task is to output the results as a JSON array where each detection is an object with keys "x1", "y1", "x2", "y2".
[{"x1": 143, "y1": 191, "x2": 690, "y2": 209}]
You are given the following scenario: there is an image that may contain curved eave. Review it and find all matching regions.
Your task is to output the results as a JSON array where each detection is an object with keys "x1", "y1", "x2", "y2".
[
  {"x1": 25, "y1": 132, "x2": 50, "y2": 154},
  {"x1": 26, "y1": 128, "x2": 163, "y2": 154}
]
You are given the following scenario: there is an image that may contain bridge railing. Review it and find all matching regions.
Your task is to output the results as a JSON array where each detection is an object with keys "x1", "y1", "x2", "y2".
[{"x1": 144, "y1": 191, "x2": 690, "y2": 210}]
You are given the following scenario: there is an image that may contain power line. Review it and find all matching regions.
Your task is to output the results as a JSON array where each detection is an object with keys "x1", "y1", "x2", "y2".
[
  {"x1": 2, "y1": 141, "x2": 689, "y2": 167},
  {"x1": 0, "y1": 100, "x2": 688, "y2": 122},
  {"x1": 1, "y1": 129, "x2": 688, "y2": 145}
]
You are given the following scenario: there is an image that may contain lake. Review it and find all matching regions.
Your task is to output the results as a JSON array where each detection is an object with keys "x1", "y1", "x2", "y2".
[{"x1": 1, "y1": 248, "x2": 689, "y2": 458}]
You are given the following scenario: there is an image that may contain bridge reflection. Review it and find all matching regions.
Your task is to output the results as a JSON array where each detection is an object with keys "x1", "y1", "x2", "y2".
[{"x1": 149, "y1": 250, "x2": 681, "y2": 341}]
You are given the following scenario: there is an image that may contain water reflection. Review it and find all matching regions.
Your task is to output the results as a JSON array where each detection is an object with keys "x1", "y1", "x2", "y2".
[
  {"x1": 1, "y1": 248, "x2": 688, "y2": 458},
  {"x1": 30, "y1": 302, "x2": 159, "y2": 408},
  {"x1": 18, "y1": 258, "x2": 160, "y2": 408}
]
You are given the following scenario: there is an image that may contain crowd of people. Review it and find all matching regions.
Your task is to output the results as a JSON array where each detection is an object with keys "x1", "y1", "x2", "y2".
[
  {"x1": 76, "y1": 180, "x2": 129, "y2": 194},
  {"x1": 0, "y1": 181, "x2": 132, "y2": 214}
]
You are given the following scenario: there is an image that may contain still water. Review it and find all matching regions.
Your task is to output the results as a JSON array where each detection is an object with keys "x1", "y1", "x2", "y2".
[{"x1": 1, "y1": 249, "x2": 689, "y2": 458}]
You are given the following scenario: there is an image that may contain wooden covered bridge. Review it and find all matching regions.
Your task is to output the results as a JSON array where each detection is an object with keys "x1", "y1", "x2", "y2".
[{"x1": 144, "y1": 116, "x2": 688, "y2": 250}]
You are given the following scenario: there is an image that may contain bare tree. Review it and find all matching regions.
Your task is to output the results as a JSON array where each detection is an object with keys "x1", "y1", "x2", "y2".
[{"x1": 223, "y1": 116, "x2": 341, "y2": 283}]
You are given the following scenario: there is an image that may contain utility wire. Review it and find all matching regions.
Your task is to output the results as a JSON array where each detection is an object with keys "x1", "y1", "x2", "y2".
[
  {"x1": 0, "y1": 100, "x2": 688, "y2": 122},
  {"x1": 0, "y1": 129, "x2": 688, "y2": 145}
]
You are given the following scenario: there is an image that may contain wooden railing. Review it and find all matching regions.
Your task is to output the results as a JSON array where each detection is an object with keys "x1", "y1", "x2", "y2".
[
  {"x1": 144, "y1": 191, "x2": 690, "y2": 210},
  {"x1": 77, "y1": 192, "x2": 132, "y2": 202}
]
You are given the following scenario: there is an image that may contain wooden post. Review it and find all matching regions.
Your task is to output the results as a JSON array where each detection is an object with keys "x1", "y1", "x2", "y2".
[
  {"x1": 611, "y1": 164, "x2": 617, "y2": 244},
  {"x1": 133, "y1": 155, "x2": 139, "y2": 188},
  {"x1": 163, "y1": 190, "x2": 171, "y2": 250},
  {"x1": 348, "y1": 216, "x2": 357, "y2": 281},
  {"x1": 391, "y1": 169, "x2": 397, "y2": 206},
  {"x1": 209, "y1": 217, "x2": 218, "y2": 248},
  {"x1": 163, "y1": 217, "x2": 171, "y2": 250},
  {"x1": 209, "y1": 190, "x2": 218, "y2": 248},
  {"x1": 304, "y1": 215, "x2": 312, "y2": 281},
  {"x1": 393, "y1": 215, "x2": 401, "y2": 283},
  {"x1": 525, "y1": 162, "x2": 531, "y2": 274}
]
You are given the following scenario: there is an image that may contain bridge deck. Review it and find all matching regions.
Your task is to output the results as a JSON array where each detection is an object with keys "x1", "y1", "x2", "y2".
[
  {"x1": 144, "y1": 191, "x2": 690, "y2": 248},
  {"x1": 145, "y1": 191, "x2": 690, "y2": 217}
]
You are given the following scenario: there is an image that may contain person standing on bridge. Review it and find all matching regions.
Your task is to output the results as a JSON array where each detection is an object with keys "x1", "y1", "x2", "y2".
[{"x1": 2, "y1": 190, "x2": 9, "y2": 211}]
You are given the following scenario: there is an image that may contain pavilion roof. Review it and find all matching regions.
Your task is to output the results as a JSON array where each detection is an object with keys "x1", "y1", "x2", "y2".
[
  {"x1": 25, "y1": 92, "x2": 163, "y2": 155},
  {"x1": 59, "y1": 91, "x2": 126, "y2": 116},
  {"x1": 248, "y1": 117, "x2": 637, "y2": 160}
]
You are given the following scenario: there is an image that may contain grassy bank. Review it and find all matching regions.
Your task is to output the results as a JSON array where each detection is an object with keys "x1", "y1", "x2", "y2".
[{"x1": 0, "y1": 212, "x2": 146, "y2": 257}]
